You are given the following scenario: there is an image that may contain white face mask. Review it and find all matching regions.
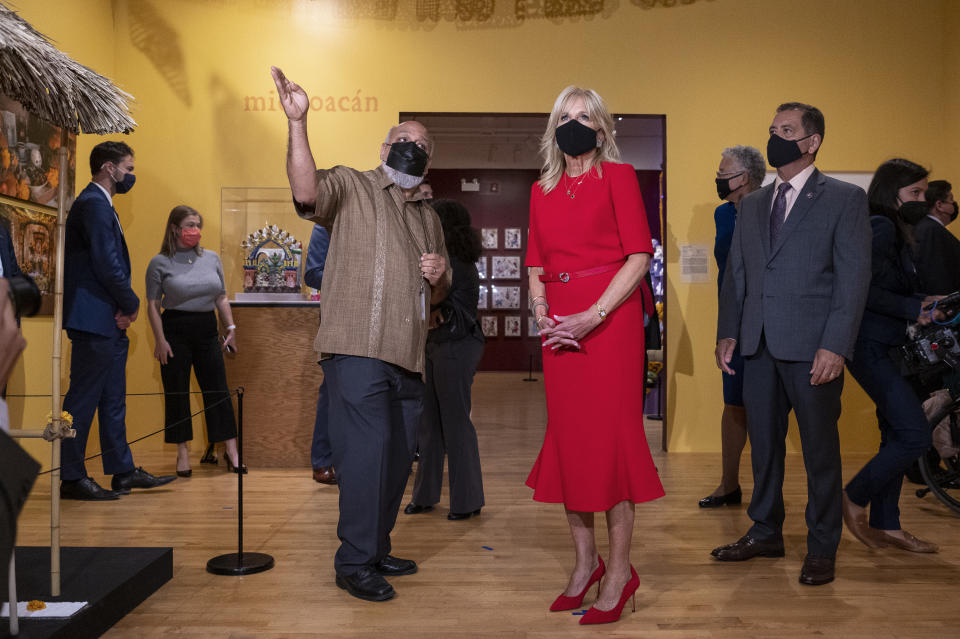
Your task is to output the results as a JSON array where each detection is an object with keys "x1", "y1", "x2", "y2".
[{"x1": 382, "y1": 162, "x2": 424, "y2": 189}]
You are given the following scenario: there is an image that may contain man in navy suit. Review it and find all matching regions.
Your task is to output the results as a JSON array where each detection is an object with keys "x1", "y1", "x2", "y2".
[
  {"x1": 60, "y1": 141, "x2": 175, "y2": 501},
  {"x1": 913, "y1": 180, "x2": 960, "y2": 295},
  {"x1": 713, "y1": 103, "x2": 872, "y2": 585},
  {"x1": 304, "y1": 224, "x2": 336, "y2": 485}
]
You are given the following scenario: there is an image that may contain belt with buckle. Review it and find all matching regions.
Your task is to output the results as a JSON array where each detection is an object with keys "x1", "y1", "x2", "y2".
[{"x1": 539, "y1": 261, "x2": 623, "y2": 283}]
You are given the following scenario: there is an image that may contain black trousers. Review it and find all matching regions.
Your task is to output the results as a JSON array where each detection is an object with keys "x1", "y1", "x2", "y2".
[
  {"x1": 321, "y1": 355, "x2": 423, "y2": 576},
  {"x1": 411, "y1": 336, "x2": 485, "y2": 513},
  {"x1": 845, "y1": 338, "x2": 932, "y2": 530},
  {"x1": 160, "y1": 310, "x2": 237, "y2": 444},
  {"x1": 743, "y1": 339, "x2": 844, "y2": 558}
]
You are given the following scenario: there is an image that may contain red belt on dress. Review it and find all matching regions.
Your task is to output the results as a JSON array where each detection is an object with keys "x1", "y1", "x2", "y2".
[{"x1": 539, "y1": 260, "x2": 623, "y2": 283}]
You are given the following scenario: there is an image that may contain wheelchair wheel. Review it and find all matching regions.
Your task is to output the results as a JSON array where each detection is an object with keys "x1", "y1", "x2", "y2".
[{"x1": 919, "y1": 408, "x2": 960, "y2": 516}]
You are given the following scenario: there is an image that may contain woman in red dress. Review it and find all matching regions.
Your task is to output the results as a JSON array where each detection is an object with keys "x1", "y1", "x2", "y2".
[{"x1": 526, "y1": 86, "x2": 665, "y2": 625}]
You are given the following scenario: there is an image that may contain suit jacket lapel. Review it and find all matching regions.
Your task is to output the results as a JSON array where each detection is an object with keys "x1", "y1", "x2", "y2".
[
  {"x1": 756, "y1": 184, "x2": 776, "y2": 258},
  {"x1": 769, "y1": 169, "x2": 825, "y2": 261}
]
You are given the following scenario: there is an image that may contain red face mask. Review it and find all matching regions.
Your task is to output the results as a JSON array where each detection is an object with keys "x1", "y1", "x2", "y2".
[{"x1": 180, "y1": 227, "x2": 201, "y2": 248}]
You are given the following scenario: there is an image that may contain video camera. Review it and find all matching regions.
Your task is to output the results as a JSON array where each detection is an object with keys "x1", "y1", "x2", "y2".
[{"x1": 895, "y1": 291, "x2": 960, "y2": 379}]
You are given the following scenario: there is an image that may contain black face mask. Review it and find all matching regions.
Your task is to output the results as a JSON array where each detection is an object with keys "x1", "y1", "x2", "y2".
[
  {"x1": 899, "y1": 200, "x2": 931, "y2": 225},
  {"x1": 385, "y1": 141, "x2": 430, "y2": 177},
  {"x1": 766, "y1": 133, "x2": 814, "y2": 168},
  {"x1": 555, "y1": 119, "x2": 599, "y2": 158},
  {"x1": 716, "y1": 172, "x2": 744, "y2": 200},
  {"x1": 947, "y1": 201, "x2": 959, "y2": 223}
]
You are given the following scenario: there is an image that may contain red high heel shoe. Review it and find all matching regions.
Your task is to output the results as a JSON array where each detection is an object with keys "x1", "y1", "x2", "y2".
[
  {"x1": 579, "y1": 564, "x2": 639, "y2": 625},
  {"x1": 549, "y1": 556, "x2": 605, "y2": 612}
]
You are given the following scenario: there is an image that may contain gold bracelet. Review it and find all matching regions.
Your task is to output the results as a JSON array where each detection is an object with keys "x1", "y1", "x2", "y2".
[{"x1": 595, "y1": 303, "x2": 607, "y2": 322}]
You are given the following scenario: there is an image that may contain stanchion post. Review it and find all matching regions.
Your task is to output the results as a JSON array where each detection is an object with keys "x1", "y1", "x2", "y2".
[
  {"x1": 523, "y1": 353, "x2": 538, "y2": 382},
  {"x1": 206, "y1": 386, "x2": 273, "y2": 576}
]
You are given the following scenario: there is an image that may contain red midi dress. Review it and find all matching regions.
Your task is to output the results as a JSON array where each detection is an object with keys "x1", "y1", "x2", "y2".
[{"x1": 525, "y1": 162, "x2": 665, "y2": 512}]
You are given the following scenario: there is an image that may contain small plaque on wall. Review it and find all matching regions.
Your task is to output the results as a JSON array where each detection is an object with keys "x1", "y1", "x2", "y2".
[
  {"x1": 481, "y1": 228, "x2": 498, "y2": 249},
  {"x1": 481, "y1": 315, "x2": 498, "y2": 337}
]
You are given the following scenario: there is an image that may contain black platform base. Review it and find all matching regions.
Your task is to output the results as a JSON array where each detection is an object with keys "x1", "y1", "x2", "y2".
[
  {"x1": 2, "y1": 546, "x2": 172, "y2": 639},
  {"x1": 206, "y1": 551, "x2": 274, "y2": 576}
]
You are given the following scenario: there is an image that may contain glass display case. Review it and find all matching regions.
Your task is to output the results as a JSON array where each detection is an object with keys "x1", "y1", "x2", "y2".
[{"x1": 220, "y1": 186, "x2": 320, "y2": 304}]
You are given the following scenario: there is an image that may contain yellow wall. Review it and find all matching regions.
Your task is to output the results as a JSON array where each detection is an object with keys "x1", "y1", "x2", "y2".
[{"x1": 9, "y1": 0, "x2": 959, "y2": 467}]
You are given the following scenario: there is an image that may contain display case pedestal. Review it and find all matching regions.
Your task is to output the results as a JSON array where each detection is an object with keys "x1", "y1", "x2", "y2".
[{"x1": 223, "y1": 303, "x2": 322, "y2": 468}]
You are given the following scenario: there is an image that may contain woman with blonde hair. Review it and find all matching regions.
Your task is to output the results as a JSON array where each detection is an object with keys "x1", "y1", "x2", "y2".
[
  {"x1": 145, "y1": 205, "x2": 244, "y2": 476},
  {"x1": 525, "y1": 86, "x2": 664, "y2": 625}
]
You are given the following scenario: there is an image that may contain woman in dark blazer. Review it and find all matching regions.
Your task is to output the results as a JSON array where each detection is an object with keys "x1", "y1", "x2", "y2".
[
  {"x1": 405, "y1": 199, "x2": 485, "y2": 520},
  {"x1": 843, "y1": 158, "x2": 939, "y2": 553}
]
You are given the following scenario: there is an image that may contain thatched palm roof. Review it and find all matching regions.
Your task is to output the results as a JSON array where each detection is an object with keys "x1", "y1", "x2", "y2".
[{"x1": 0, "y1": 3, "x2": 136, "y2": 134}]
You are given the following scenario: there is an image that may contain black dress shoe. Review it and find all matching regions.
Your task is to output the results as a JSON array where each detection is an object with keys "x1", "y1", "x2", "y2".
[
  {"x1": 373, "y1": 554, "x2": 417, "y2": 576},
  {"x1": 447, "y1": 508, "x2": 481, "y2": 521},
  {"x1": 403, "y1": 503, "x2": 434, "y2": 515},
  {"x1": 60, "y1": 477, "x2": 120, "y2": 501},
  {"x1": 176, "y1": 469, "x2": 192, "y2": 478},
  {"x1": 111, "y1": 467, "x2": 177, "y2": 492},
  {"x1": 335, "y1": 566, "x2": 395, "y2": 602},
  {"x1": 699, "y1": 486, "x2": 742, "y2": 508},
  {"x1": 799, "y1": 554, "x2": 835, "y2": 586},
  {"x1": 712, "y1": 534, "x2": 785, "y2": 561}
]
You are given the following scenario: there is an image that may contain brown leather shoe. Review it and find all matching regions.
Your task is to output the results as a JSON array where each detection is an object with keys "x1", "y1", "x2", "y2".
[
  {"x1": 799, "y1": 555, "x2": 835, "y2": 586},
  {"x1": 873, "y1": 529, "x2": 939, "y2": 553},
  {"x1": 711, "y1": 534, "x2": 785, "y2": 561},
  {"x1": 842, "y1": 490, "x2": 885, "y2": 549},
  {"x1": 313, "y1": 466, "x2": 337, "y2": 485}
]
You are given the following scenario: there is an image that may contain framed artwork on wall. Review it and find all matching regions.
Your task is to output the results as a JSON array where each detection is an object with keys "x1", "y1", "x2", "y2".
[
  {"x1": 527, "y1": 316, "x2": 540, "y2": 337},
  {"x1": 476, "y1": 256, "x2": 487, "y2": 279},
  {"x1": 504, "y1": 227, "x2": 522, "y2": 250},
  {"x1": 491, "y1": 255, "x2": 520, "y2": 280},
  {"x1": 477, "y1": 284, "x2": 488, "y2": 309},
  {"x1": 481, "y1": 315, "x2": 497, "y2": 337},
  {"x1": 481, "y1": 227, "x2": 498, "y2": 249},
  {"x1": 0, "y1": 195, "x2": 58, "y2": 315},
  {"x1": 491, "y1": 285, "x2": 520, "y2": 309},
  {"x1": 0, "y1": 94, "x2": 77, "y2": 208},
  {"x1": 504, "y1": 315, "x2": 521, "y2": 337}
]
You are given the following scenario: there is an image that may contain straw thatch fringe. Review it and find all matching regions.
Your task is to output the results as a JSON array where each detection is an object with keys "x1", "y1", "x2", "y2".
[{"x1": 0, "y1": 3, "x2": 136, "y2": 134}]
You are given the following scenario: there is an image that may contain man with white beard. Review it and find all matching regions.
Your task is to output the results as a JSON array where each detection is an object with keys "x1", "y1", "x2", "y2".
[{"x1": 271, "y1": 67, "x2": 451, "y2": 602}]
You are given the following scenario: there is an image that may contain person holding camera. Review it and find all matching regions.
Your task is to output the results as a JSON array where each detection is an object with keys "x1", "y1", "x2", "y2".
[
  {"x1": 145, "y1": 205, "x2": 243, "y2": 477},
  {"x1": 841, "y1": 158, "x2": 940, "y2": 553},
  {"x1": 60, "y1": 142, "x2": 176, "y2": 501}
]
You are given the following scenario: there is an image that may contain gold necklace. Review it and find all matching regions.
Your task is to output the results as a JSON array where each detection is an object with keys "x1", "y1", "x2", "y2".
[{"x1": 564, "y1": 171, "x2": 589, "y2": 199}]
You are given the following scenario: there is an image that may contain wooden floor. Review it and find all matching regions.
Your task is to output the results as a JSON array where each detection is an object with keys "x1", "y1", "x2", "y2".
[{"x1": 15, "y1": 372, "x2": 960, "y2": 638}]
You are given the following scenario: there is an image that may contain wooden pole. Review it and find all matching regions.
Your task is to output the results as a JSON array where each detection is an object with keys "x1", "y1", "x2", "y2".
[{"x1": 49, "y1": 136, "x2": 69, "y2": 597}]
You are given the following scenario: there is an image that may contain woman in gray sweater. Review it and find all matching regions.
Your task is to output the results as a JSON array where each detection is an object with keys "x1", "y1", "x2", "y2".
[{"x1": 145, "y1": 205, "x2": 243, "y2": 476}]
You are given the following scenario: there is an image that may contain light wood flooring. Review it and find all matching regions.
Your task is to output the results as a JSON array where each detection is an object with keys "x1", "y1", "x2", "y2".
[{"x1": 14, "y1": 372, "x2": 960, "y2": 638}]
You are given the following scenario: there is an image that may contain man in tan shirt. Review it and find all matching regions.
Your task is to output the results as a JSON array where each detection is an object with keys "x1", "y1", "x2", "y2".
[{"x1": 272, "y1": 67, "x2": 450, "y2": 602}]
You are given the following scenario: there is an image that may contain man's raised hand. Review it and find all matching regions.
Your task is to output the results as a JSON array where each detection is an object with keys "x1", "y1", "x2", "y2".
[{"x1": 270, "y1": 66, "x2": 309, "y2": 122}]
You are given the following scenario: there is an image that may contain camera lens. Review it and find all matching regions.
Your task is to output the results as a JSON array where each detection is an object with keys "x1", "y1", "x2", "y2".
[{"x1": 7, "y1": 273, "x2": 41, "y2": 318}]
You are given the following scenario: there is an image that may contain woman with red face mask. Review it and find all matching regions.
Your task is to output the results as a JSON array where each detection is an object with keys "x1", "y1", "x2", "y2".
[{"x1": 146, "y1": 205, "x2": 244, "y2": 477}]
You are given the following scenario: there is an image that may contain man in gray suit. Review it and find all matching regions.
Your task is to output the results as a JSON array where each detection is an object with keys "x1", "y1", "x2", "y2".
[{"x1": 712, "y1": 103, "x2": 871, "y2": 585}]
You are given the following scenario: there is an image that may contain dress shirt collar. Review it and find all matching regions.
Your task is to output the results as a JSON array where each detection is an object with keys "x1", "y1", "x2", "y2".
[
  {"x1": 773, "y1": 163, "x2": 817, "y2": 195},
  {"x1": 91, "y1": 181, "x2": 113, "y2": 207},
  {"x1": 927, "y1": 214, "x2": 946, "y2": 227}
]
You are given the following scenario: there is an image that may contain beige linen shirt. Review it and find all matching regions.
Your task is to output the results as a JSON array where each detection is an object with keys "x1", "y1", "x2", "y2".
[{"x1": 297, "y1": 165, "x2": 450, "y2": 376}]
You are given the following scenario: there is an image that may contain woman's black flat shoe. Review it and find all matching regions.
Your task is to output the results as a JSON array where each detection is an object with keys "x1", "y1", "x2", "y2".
[
  {"x1": 176, "y1": 469, "x2": 192, "y2": 478},
  {"x1": 699, "y1": 486, "x2": 742, "y2": 508},
  {"x1": 200, "y1": 444, "x2": 217, "y2": 465},
  {"x1": 447, "y1": 508, "x2": 481, "y2": 521},
  {"x1": 403, "y1": 503, "x2": 433, "y2": 515}
]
